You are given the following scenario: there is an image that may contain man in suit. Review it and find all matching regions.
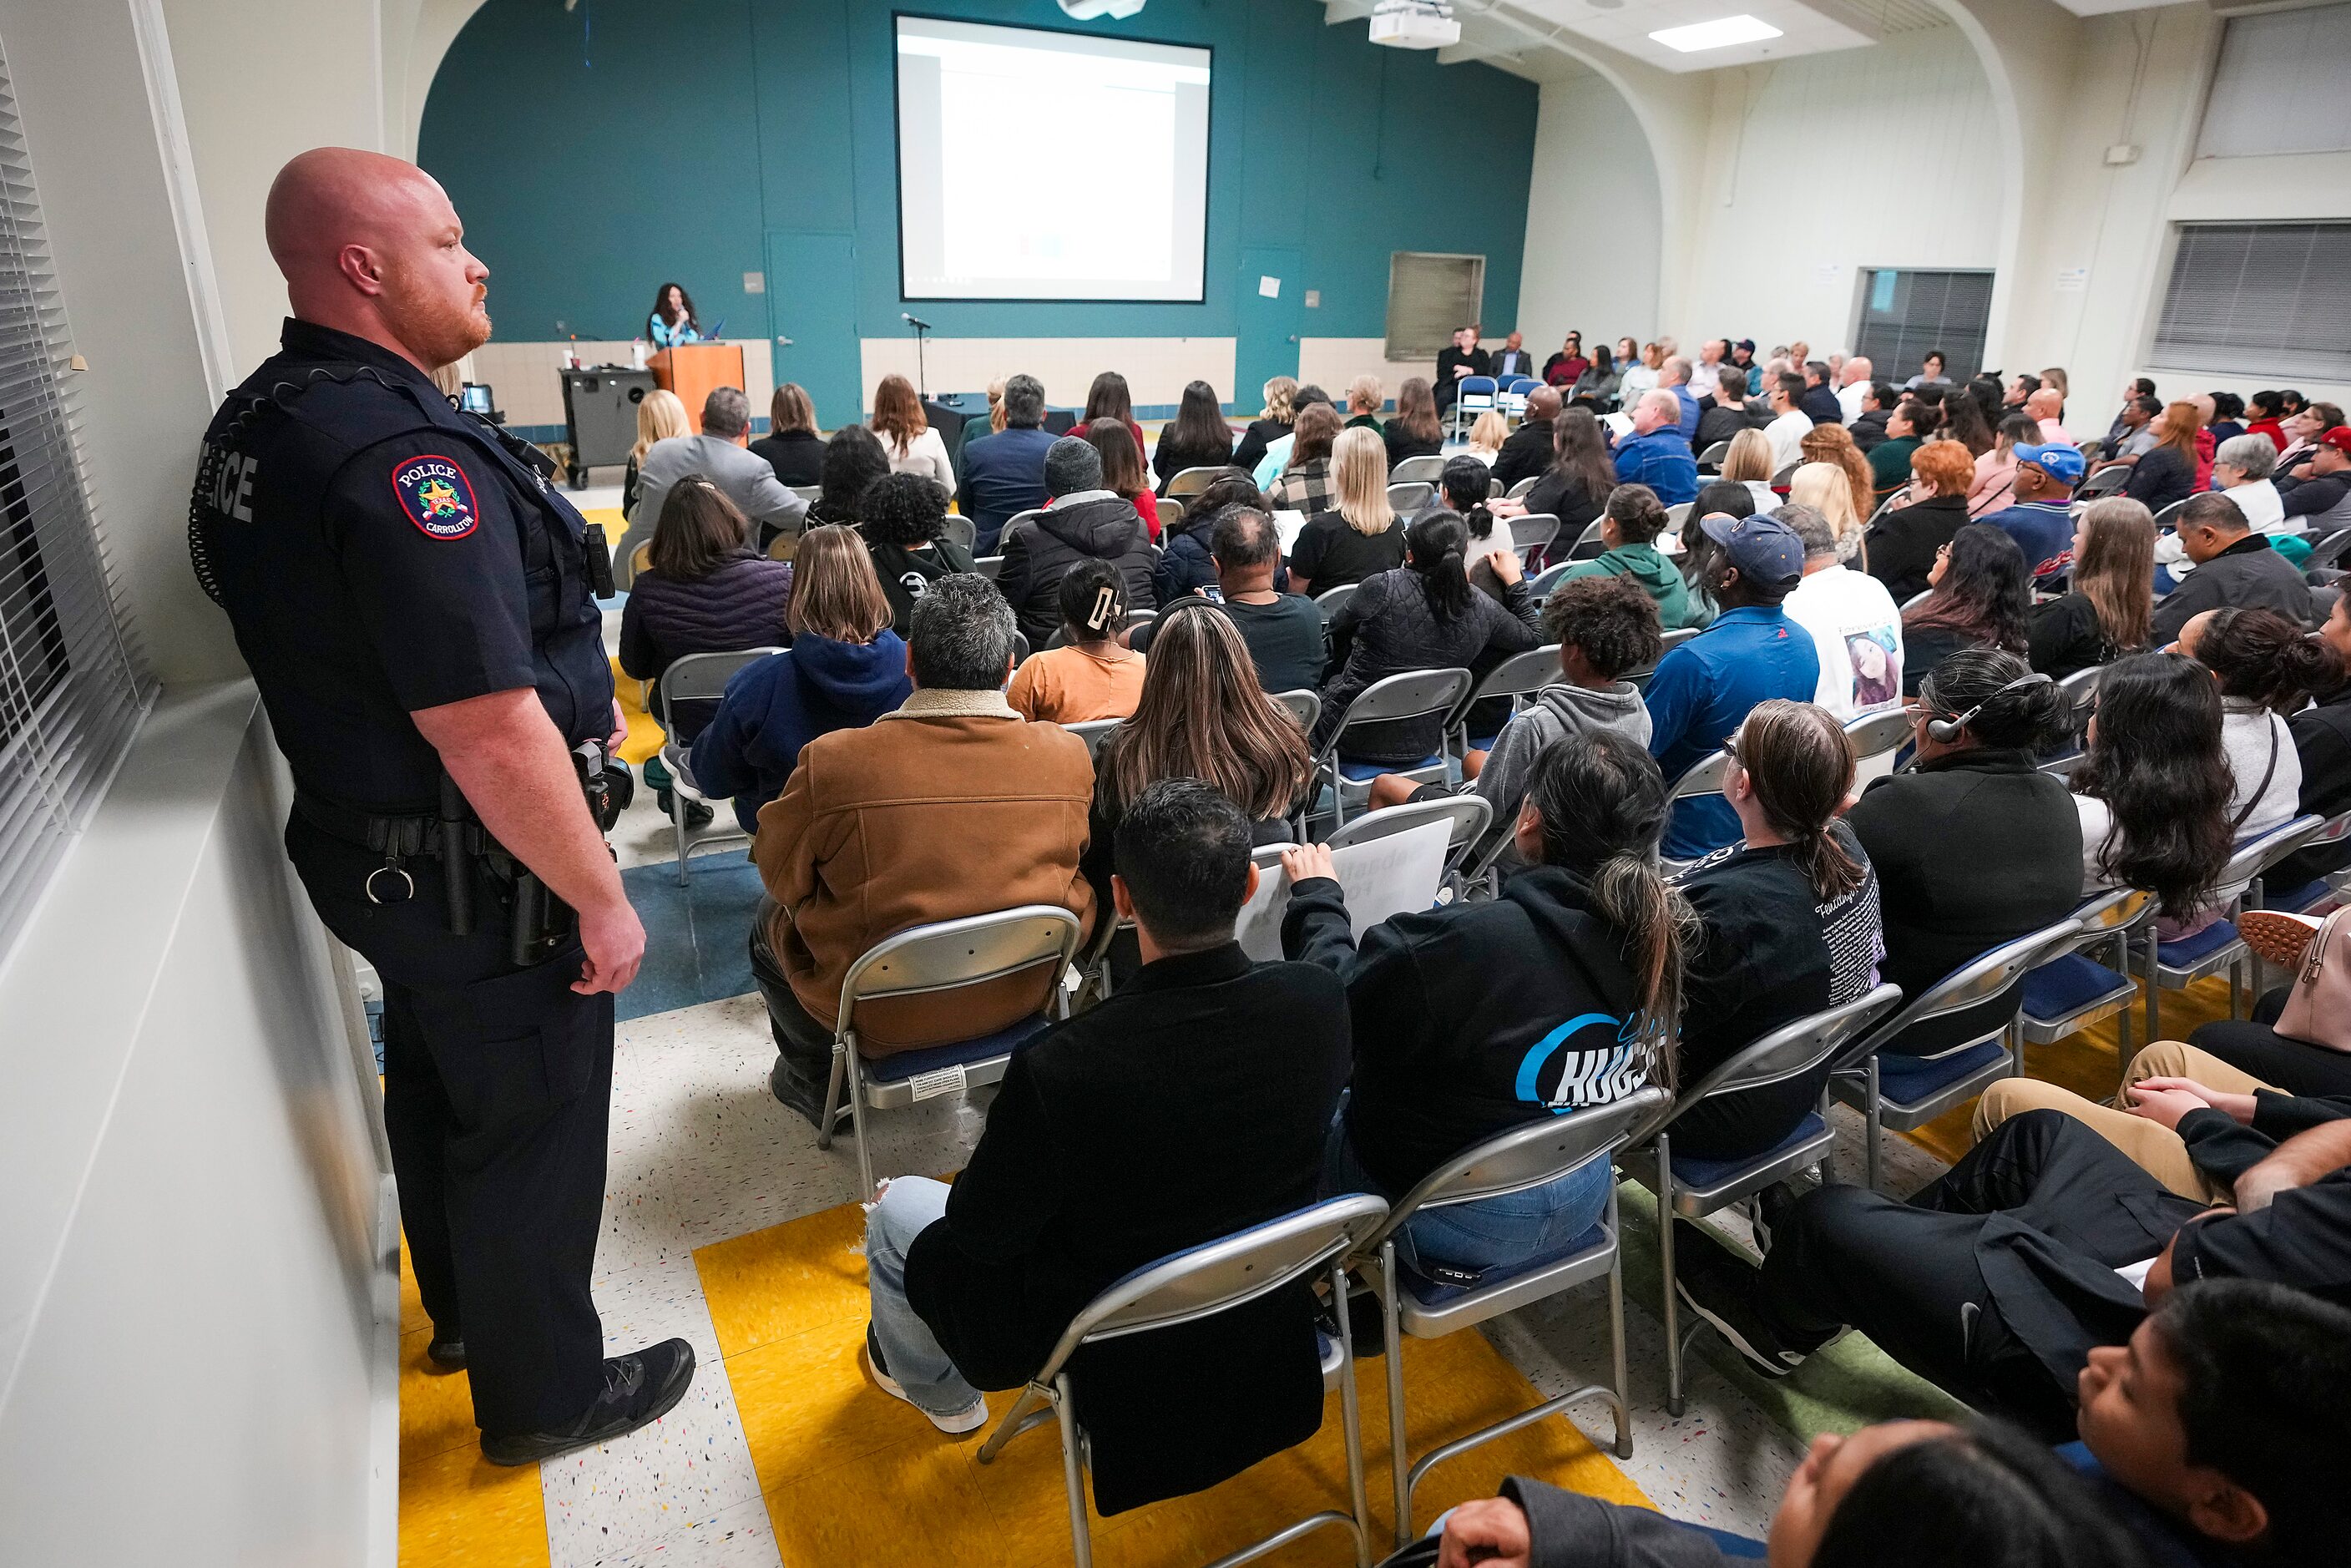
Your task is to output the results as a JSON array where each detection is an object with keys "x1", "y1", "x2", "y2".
[
  {"x1": 1434, "y1": 325, "x2": 1490, "y2": 413},
  {"x1": 858, "y1": 780, "x2": 1350, "y2": 1510},
  {"x1": 630, "y1": 385, "x2": 808, "y2": 539},
  {"x1": 1491, "y1": 384, "x2": 1561, "y2": 490},
  {"x1": 1490, "y1": 330, "x2": 1536, "y2": 381},
  {"x1": 956, "y1": 372, "x2": 1059, "y2": 553}
]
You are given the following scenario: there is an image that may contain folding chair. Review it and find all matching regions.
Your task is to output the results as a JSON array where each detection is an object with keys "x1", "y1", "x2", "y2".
[
  {"x1": 655, "y1": 648, "x2": 782, "y2": 885},
  {"x1": 1899, "y1": 589, "x2": 1934, "y2": 613},
  {"x1": 2143, "y1": 815, "x2": 2328, "y2": 1038},
  {"x1": 1527, "y1": 561, "x2": 1576, "y2": 604},
  {"x1": 819, "y1": 905, "x2": 1084, "y2": 1195},
  {"x1": 2017, "y1": 888, "x2": 2152, "y2": 1095},
  {"x1": 1865, "y1": 486, "x2": 1910, "y2": 527},
  {"x1": 1449, "y1": 376, "x2": 1498, "y2": 442},
  {"x1": 1497, "y1": 376, "x2": 1537, "y2": 420},
  {"x1": 975, "y1": 554, "x2": 1004, "y2": 580},
  {"x1": 1351, "y1": 1088, "x2": 1669, "y2": 1545},
  {"x1": 1064, "y1": 718, "x2": 1122, "y2": 757},
  {"x1": 976, "y1": 1195, "x2": 1390, "y2": 1568},
  {"x1": 1447, "y1": 643, "x2": 1561, "y2": 756},
  {"x1": 1388, "y1": 481, "x2": 1435, "y2": 514},
  {"x1": 2079, "y1": 464, "x2": 2130, "y2": 500},
  {"x1": 1696, "y1": 442, "x2": 1731, "y2": 474},
  {"x1": 1635, "y1": 985, "x2": 1904, "y2": 1414},
  {"x1": 1324, "y1": 794, "x2": 1492, "y2": 879},
  {"x1": 1309, "y1": 667, "x2": 1476, "y2": 832},
  {"x1": 1625, "y1": 626, "x2": 1700, "y2": 694},
  {"x1": 1505, "y1": 475, "x2": 1540, "y2": 501},
  {"x1": 615, "y1": 538, "x2": 652, "y2": 592},
  {"x1": 941, "y1": 514, "x2": 976, "y2": 553},
  {"x1": 2245, "y1": 807, "x2": 2351, "y2": 921},
  {"x1": 1664, "y1": 501, "x2": 1694, "y2": 533},
  {"x1": 1391, "y1": 454, "x2": 1446, "y2": 487},
  {"x1": 1509, "y1": 513, "x2": 1560, "y2": 568},
  {"x1": 789, "y1": 483, "x2": 822, "y2": 506},
  {"x1": 1168, "y1": 464, "x2": 1234, "y2": 498},
  {"x1": 1272, "y1": 688, "x2": 1322, "y2": 736},
  {"x1": 1828, "y1": 915, "x2": 2091, "y2": 1192},
  {"x1": 1316, "y1": 582, "x2": 1359, "y2": 620},
  {"x1": 1562, "y1": 519, "x2": 1606, "y2": 561},
  {"x1": 1159, "y1": 496, "x2": 1187, "y2": 527},
  {"x1": 1842, "y1": 706, "x2": 1914, "y2": 787},
  {"x1": 1011, "y1": 630, "x2": 1032, "y2": 665},
  {"x1": 999, "y1": 506, "x2": 1047, "y2": 543},
  {"x1": 1771, "y1": 463, "x2": 1799, "y2": 488},
  {"x1": 1660, "y1": 750, "x2": 1734, "y2": 873}
]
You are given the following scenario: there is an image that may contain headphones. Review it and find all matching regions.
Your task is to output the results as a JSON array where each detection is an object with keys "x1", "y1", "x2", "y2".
[{"x1": 1925, "y1": 671, "x2": 2053, "y2": 743}]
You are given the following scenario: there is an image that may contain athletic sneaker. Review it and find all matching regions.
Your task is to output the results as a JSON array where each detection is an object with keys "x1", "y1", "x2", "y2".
[
  {"x1": 2238, "y1": 909, "x2": 2325, "y2": 970},
  {"x1": 1671, "y1": 1220, "x2": 1818, "y2": 1380},
  {"x1": 480, "y1": 1338, "x2": 696, "y2": 1466},
  {"x1": 865, "y1": 1324, "x2": 988, "y2": 1435}
]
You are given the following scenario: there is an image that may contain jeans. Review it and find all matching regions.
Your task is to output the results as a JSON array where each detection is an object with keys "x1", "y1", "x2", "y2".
[
  {"x1": 1324, "y1": 1110, "x2": 1612, "y2": 1282},
  {"x1": 864, "y1": 1176, "x2": 983, "y2": 1416}
]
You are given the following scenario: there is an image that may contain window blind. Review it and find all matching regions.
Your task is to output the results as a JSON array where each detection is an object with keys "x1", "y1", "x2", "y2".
[
  {"x1": 1852, "y1": 268, "x2": 1994, "y2": 382},
  {"x1": 1385, "y1": 252, "x2": 1484, "y2": 361},
  {"x1": 2197, "y1": 3, "x2": 2351, "y2": 159},
  {"x1": 0, "y1": 28, "x2": 152, "y2": 963},
  {"x1": 2151, "y1": 222, "x2": 2351, "y2": 383}
]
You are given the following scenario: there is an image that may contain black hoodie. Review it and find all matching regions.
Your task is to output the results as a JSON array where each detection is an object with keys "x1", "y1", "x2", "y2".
[
  {"x1": 1284, "y1": 863, "x2": 1652, "y2": 1196},
  {"x1": 996, "y1": 491, "x2": 1160, "y2": 648}
]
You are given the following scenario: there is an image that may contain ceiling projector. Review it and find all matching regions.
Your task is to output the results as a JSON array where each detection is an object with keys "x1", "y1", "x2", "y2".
[
  {"x1": 1057, "y1": 0, "x2": 1146, "y2": 18},
  {"x1": 1370, "y1": 0, "x2": 1462, "y2": 48}
]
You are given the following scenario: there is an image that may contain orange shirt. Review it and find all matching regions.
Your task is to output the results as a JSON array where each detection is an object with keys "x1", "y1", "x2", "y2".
[{"x1": 1005, "y1": 644, "x2": 1147, "y2": 724}]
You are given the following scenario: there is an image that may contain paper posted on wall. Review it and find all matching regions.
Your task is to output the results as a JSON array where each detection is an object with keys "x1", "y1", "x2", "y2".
[{"x1": 1233, "y1": 820, "x2": 1452, "y2": 963}]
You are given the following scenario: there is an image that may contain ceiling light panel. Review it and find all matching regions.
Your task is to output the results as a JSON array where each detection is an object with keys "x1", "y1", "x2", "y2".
[
  {"x1": 1651, "y1": 14, "x2": 1783, "y2": 51},
  {"x1": 1507, "y1": 0, "x2": 1882, "y2": 71}
]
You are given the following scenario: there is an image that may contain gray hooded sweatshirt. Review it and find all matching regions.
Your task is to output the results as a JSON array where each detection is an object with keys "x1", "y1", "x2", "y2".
[{"x1": 1470, "y1": 680, "x2": 1654, "y2": 870}]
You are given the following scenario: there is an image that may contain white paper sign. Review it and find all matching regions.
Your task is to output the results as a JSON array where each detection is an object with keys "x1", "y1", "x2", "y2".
[
  {"x1": 1234, "y1": 820, "x2": 1452, "y2": 963},
  {"x1": 1272, "y1": 508, "x2": 1308, "y2": 554},
  {"x1": 2055, "y1": 266, "x2": 2089, "y2": 293},
  {"x1": 1258, "y1": 275, "x2": 1282, "y2": 299}
]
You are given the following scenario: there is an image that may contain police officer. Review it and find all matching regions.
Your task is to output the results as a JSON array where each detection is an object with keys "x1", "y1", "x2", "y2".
[{"x1": 190, "y1": 148, "x2": 690, "y2": 1465}]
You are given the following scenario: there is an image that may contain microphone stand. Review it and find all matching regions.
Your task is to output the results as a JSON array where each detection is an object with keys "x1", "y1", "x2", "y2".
[{"x1": 909, "y1": 317, "x2": 931, "y2": 398}]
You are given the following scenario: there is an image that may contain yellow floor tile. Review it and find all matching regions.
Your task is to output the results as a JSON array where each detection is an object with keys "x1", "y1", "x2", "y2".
[
  {"x1": 400, "y1": 1328, "x2": 484, "y2": 1469},
  {"x1": 698, "y1": 1201, "x2": 872, "y2": 1356},
  {"x1": 397, "y1": 1437, "x2": 550, "y2": 1568}
]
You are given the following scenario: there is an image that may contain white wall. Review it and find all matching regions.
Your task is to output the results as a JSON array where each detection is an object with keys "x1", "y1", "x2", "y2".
[{"x1": 1516, "y1": 71, "x2": 1661, "y2": 360}]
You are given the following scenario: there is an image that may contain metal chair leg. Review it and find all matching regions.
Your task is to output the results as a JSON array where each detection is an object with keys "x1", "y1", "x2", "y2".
[
  {"x1": 1330, "y1": 1262, "x2": 1373, "y2": 1568},
  {"x1": 2114, "y1": 931, "x2": 2135, "y2": 1098},
  {"x1": 1381, "y1": 1242, "x2": 1409, "y2": 1548},
  {"x1": 1605, "y1": 1182, "x2": 1632, "y2": 1459},
  {"x1": 2144, "y1": 930, "x2": 2161, "y2": 1045},
  {"x1": 846, "y1": 1051, "x2": 877, "y2": 1196},
  {"x1": 815, "y1": 1039, "x2": 846, "y2": 1151},
  {"x1": 671, "y1": 778, "x2": 690, "y2": 887},
  {"x1": 1657, "y1": 1135, "x2": 1683, "y2": 1419},
  {"x1": 1863, "y1": 1059, "x2": 1883, "y2": 1196},
  {"x1": 1054, "y1": 1373, "x2": 1091, "y2": 1568}
]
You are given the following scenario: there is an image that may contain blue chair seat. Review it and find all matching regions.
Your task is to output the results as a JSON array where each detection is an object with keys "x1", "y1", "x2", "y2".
[
  {"x1": 1397, "y1": 1218, "x2": 1608, "y2": 1309},
  {"x1": 862, "y1": 1014, "x2": 1054, "y2": 1084},
  {"x1": 1468, "y1": 731, "x2": 1503, "y2": 753},
  {"x1": 2156, "y1": 918, "x2": 2240, "y2": 969},
  {"x1": 1337, "y1": 753, "x2": 1444, "y2": 782},
  {"x1": 1875, "y1": 1040, "x2": 2009, "y2": 1107},
  {"x1": 2266, "y1": 878, "x2": 2328, "y2": 914},
  {"x1": 1669, "y1": 1112, "x2": 1828, "y2": 1191},
  {"x1": 2021, "y1": 953, "x2": 2131, "y2": 1022}
]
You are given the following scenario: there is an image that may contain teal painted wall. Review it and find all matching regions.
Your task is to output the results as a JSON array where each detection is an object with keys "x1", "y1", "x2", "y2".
[{"x1": 420, "y1": 0, "x2": 1538, "y2": 409}]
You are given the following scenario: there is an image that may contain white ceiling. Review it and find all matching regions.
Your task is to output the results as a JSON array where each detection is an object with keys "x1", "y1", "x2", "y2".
[{"x1": 1486, "y1": 0, "x2": 1887, "y2": 72}]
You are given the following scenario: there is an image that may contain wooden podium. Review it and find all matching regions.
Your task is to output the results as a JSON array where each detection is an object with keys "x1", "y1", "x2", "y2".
[{"x1": 649, "y1": 342, "x2": 746, "y2": 432}]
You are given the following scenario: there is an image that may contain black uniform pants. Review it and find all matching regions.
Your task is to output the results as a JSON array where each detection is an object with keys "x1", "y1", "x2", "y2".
[
  {"x1": 1751, "y1": 1110, "x2": 2202, "y2": 1439},
  {"x1": 287, "y1": 812, "x2": 612, "y2": 1436}
]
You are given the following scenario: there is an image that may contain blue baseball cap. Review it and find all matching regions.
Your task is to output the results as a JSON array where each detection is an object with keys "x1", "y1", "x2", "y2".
[
  {"x1": 2013, "y1": 442, "x2": 2086, "y2": 486},
  {"x1": 1696, "y1": 511, "x2": 1804, "y2": 589}
]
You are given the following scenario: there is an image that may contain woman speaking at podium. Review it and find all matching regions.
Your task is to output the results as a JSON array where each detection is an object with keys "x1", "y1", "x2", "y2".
[{"x1": 647, "y1": 281, "x2": 703, "y2": 348}]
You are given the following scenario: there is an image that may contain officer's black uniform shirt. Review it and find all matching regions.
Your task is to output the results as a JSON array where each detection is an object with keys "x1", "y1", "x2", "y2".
[{"x1": 195, "y1": 319, "x2": 612, "y2": 816}]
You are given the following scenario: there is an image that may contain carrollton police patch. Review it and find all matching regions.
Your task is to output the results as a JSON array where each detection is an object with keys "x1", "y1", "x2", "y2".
[{"x1": 392, "y1": 454, "x2": 479, "y2": 539}]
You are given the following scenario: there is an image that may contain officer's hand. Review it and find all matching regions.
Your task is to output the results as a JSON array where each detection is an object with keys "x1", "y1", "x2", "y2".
[
  {"x1": 609, "y1": 699, "x2": 629, "y2": 751},
  {"x1": 574, "y1": 895, "x2": 645, "y2": 994}
]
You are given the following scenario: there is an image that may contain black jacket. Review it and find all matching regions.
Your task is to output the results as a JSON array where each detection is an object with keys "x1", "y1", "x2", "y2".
[
  {"x1": 1319, "y1": 568, "x2": 1541, "y2": 763},
  {"x1": 1152, "y1": 508, "x2": 1219, "y2": 604},
  {"x1": 1150, "y1": 428, "x2": 1236, "y2": 493},
  {"x1": 1846, "y1": 750, "x2": 2083, "y2": 1055},
  {"x1": 2149, "y1": 533, "x2": 2315, "y2": 646},
  {"x1": 2271, "y1": 685, "x2": 2351, "y2": 889},
  {"x1": 2026, "y1": 592, "x2": 2134, "y2": 680},
  {"x1": 2121, "y1": 444, "x2": 2194, "y2": 512},
  {"x1": 1799, "y1": 385, "x2": 1843, "y2": 426},
  {"x1": 997, "y1": 493, "x2": 1159, "y2": 648},
  {"x1": 1491, "y1": 417, "x2": 1556, "y2": 490},
  {"x1": 1521, "y1": 468, "x2": 1606, "y2": 539},
  {"x1": 902, "y1": 942, "x2": 1349, "y2": 1515},
  {"x1": 1505, "y1": 1474, "x2": 1754, "y2": 1568},
  {"x1": 1694, "y1": 402, "x2": 1763, "y2": 455},
  {"x1": 1849, "y1": 407, "x2": 1893, "y2": 453},
  {"x1": 1231, "y1": 415, "x2": 1289, "y2": 477},
  {"x1": 1285, "y1": 865, "x2": 1651, "y2": 1198},
  {"x1": 867, "y1": 537, "x2": 975, "y2": 637},
  {"x1": 1384, "y1": 423, "x2": 1443, "y2": 470},
  {"x1": 749, "y1": 428, "x2": 826, "y2": 487},
  {"x1": 1864, "y1": 492, "x2": 1970, "y2": 603}
]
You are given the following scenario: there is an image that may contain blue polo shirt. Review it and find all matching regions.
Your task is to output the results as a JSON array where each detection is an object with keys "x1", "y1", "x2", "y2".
[
  {"x1": 1977, "y1": 499, "x2": 2075, "y2": 581},
  {"x1": 1610, "y1": 428, "x2": 1699, "y2": 505},
  {"x1": 1645, "y1": 606, "x2": 1822, "y2": 859}
]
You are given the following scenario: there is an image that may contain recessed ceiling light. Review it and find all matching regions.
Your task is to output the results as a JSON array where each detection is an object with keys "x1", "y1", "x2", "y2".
[{"x1": 1649, "y1": 14, "x2": 1783, "y2": 51}]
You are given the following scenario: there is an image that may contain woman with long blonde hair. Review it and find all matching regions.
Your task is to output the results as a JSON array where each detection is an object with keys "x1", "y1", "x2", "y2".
[
  {"x1": 2029, "y1": 497, "x2": 2154, "y2": 678},
  {"x1": 1289, "y1": 425, "x2": 1403, "y2": 594},
  {"x1": 1788, "y1": 463, "x2": 1865, "y2": 564},
  {"x1": 624, "y1": 387, "x2": 691, "y2": 518},
  {"x1": 1465, "y1": 410, "x2": 1510, "y2": 465},
  {"x1": 1234, "y1": 375, "x2": 1299, "y2": 474},
  {"x1": 1799, "y1": 422, "x2": 1876, "y2": 534},
  {"x1": 1720, "y1": 427, "x2": 1779, "y2": 513},
  {"x1": 868, "y1": 372, "x2": 953, "y2": 485}
]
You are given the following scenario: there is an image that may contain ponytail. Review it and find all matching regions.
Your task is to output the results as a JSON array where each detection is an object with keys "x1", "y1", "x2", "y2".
[
  {"x1": 1587, "y1": 851, "x2": 1691, "y2": 1089},
  {"x1": 1730, "y1": 701, "x2": 1868, "y2": 903},
  {"x1": 1407, "y1": 509, "x2": 1474, "y2": 622}
]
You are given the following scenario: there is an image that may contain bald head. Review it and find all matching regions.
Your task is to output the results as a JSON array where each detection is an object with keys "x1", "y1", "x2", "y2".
[
  {"x1": 1841, "y1": 357, "x2": 1873, "y2": 387},
  {"x1": 266, "y1": 147, "x2": 490, "y2": 372},
  {"x1": 1525, "y1": 385, "x2": 1561, "y2": 423},
  {"x1": 2026, "y1": 387, "x2": 2063, "y2": 420}
]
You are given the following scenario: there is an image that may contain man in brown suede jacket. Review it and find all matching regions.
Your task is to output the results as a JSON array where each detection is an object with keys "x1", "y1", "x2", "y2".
[{"x1": 749, "y1": 573, "x2": 1097, "y2": 1126}]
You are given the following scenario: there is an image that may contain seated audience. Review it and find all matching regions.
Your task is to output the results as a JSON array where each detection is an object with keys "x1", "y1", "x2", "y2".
[
  {"x1": 1553, "y1": 483, "x2": 1704, "y2": 630},
  {"x1": 2204, "y1": 389, "x2": 2245, "y2": 447},
  {"x1": 1074, "y1": 370, "x2": 1146, "y2": 469},
  {"x1": 1974, "y1": 440, "x2": 2082, "y2": 580},
  {"x1": 2122, "y1": 401, "x2": 2202, "y2": 513},
  {"x1": 1696, "y1": 365, "x2": 1764, "y2": 454},
  {"x1": 861, "y1": 472, "x2": 973, "y2": 637},
  {"x1": 1491, "y1": 385, "x2": 1562, "y2": 490},
  {"x1": 1845, "y1": 647, "x2": 2081, "y2": 1055},
  {"x1": 2093, "y1": 392, "x2": 2163, "y2": 464},
  {"x1": 1967, "y1": 412, "x2": 2040, "y2": 517},
  {"x1": 2243, "y1": 389, "x2": 2288, "y2": 449},
  {"x1": 1570, "y1": 343, "x2": 1620, "y2": 408},
  {"x1": 1428, "y1": 455, "x2": 1515, "y2": 580},
  {"x1": 2277, "y1": 425, "x2": 2351, "y2": 531},
  {"x1": 1848, "y1": 381, "x2": 1897, "y2": 452},
  {"x1": 1463, "y1": 410, "x2": 1510, "y2": 468},
  {"x1": 1904, "y1": 349, "x2": 1951, "y2": 391},
  {"x1": 1940, "y1": 387, "x2": 1996, "y2": 468},
  {"x1": 2263, "y1": 592, "x2": 2351, "y2": 893},
  {"x1": 1797, "y1": 423, "x2": 1875, "y2": 549},
  {"x1": 1864, "y1": 438, "x2": 1976, "y2": 602},
  {"x1": 1780, "y1": 502, "x2": 1905, "y2": 718},
  {"x1": 1761, "y1": 372, "x2": 1813, "y2": 473},
  {"x1": 998, "y1": 436, "x2": 1157, "y2": 650},
  {"x1": 690, "y1": 524, "x2": 911, "y2": 833},
  {"x1": 2064, "y1": 652, "x2": 2234, "y2": 922},
  {"x1": 1834, "y1": 356, "x2": 1876, "y2": 422},
  {"x1": 1610, "y1": 390, "x2": 1701, "y2": 506},
  {"x1": 1151, "y1": 378, "x2": 1237, "y2": 493},
  {"x1": 2030, "y1": 497, "x2": 2154, "y2": 679},
  {"x1": 1646, "y1": 512, "x2": 1821, "y2": 861},
  {"x1": 1661, "y1": 355, "x2": 1702, "y2": 438},
  {"x1": 1786, "y1": 462, "x2": 1866, "y2": 568},
  {"x1": 748, "y1": 575, "x2": 1095, "y2": 1126},
  {"x1": 1152, "y1": 471, "x2": 1259, "y2": 604},
  {"x1": 632, "y1": 386, "x2": 810, "y2": 543},
  {"x1": 1434, "y1": 325, "x2": 1489, "y2": 411},
  {"x1": 1540, "y1": 330, "x2": 1588, "y2": 390},
  {"x1": 957, "y1": 372, "x2": 1057, "y2": 552},
  {"x1": 1251, "y1": 383, "x2": 1331, "y2": 489},
  {"x1": 1284, "y1": 734, "x2": 1685, "y2": 1279},
  {"x1": 1865, "y1": 399, "x2": 1927, "y2": 501},
  {"x1": 1006, "y1": 560, "x2": 1146, "y2": 725},
  {"x1": 1383, "y1": 376, "x2": 1444, "y2": 468},
  {"x1": 1669, "y1": 700, "x2": 1884, "y2": 1162},
  {"x1": 1509, "y1": 407, "x2": 1616, "y2": 540},
  {"x1": 1900, "y1": 524, "x2": 2033, "y2": 697},
  {"x1": 2150, "y1": 493, "x2": 2315, "y2": 647},
  {"x1": 869, "y1": 373, "x2": 953, "y2": 486},
  {"x1": 2212, "y1": 432, "x2": 2286, "y2": 538},
  {"x1": 1084, "y1": 415, "x2": 1160, "y2": 540},
  {"x1": 1229, "y1": 375, "x2": 1296, "y2": 476},
  {"x1": 1620, "y1": 340, "x2": 1661, "y2": 407},
  {"x1": 1797, "y1": 360, "x2": 1842, "y2": 427},
  {"x1": 2178, "y1": 606, "x2": 2337, "y2": 843},
  {"x1": 1719, "y1": 427, "x2": 1781, "y2": 513},
  {"x1": 749, "y1": 382, "x2": 825, "y2": 488},
  {"x1": 2026, "y1": 384, "x2": 2070, "y2": 444},
  {"x1": 1134, "y1": 505, "x2": 1327, "y2": 694},
  {"x1": 2273, "y1": 401, "x2": 2340, "y2": 479},
  {"x1": 952, "y1": 377, "x2": 1006, "y2": 479},
  {"x1": 1290, "y1": 426, "x2": 1406, "y2": 594},
  {"x1": 624, "y1": 386, "x2": 690, "y2": 519},
  {"x1": 1317, "y1": 509, "x2": 1540, "y2": 765},
  {"x1": 1266, "y1": 401, "x2": 1342, "y2": 517},
  {"x1": 805, "y1": 422, "x2": 890, "y2": 534},
  {"x1": 1342, "y1": 375, "x2": 1385, "y2": 433},
  {"x1": 859, "y1": 779, "x2": 1349, "y2": 1495}
]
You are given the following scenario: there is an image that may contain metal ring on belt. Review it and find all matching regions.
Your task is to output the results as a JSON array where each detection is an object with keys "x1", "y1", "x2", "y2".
[{"x1": 365, "y1": 865, "x2": 417, "y2": 904}]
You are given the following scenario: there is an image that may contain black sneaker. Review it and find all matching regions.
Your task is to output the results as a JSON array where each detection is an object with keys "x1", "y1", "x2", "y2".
[
  {"x1": 768, "y1": 1055, "x2": 848, "y2": 1131},
  {"x1": 425, "y1": 1334, "x2": 466, "y2": 1373},
  {"x1": 480, "y1": 1338, "x2": 697, "y2": 1466},
  {"x1": 1752, "y1": 1181, "x2": 1802, "y2": 1256},
  {"x1": 1671, "y1": 1221, "x2": 1816, "y2": 1380}
]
